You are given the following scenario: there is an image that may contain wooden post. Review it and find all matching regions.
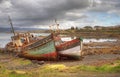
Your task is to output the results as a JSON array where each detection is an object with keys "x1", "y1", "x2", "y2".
[{"x1": 80, "y1": 37, "x2": 83, "y2": 56}]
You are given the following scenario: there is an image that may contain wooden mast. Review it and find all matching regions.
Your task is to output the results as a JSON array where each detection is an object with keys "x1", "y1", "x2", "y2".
[
  {"x1": 8, "y1": 15, "x2": 15, "y2": 36},
  {"x1": 55, "y1": 19, "x2": 59, "y2": 33}
]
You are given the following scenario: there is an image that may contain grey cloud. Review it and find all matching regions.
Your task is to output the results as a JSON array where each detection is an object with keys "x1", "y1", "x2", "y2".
[
  {"x1": 0, "y1": 0, "x2": 120, "y2": 28},
  {"x1": 89, "y1": 0, "x2": 120, "y2": 13},
  {"x1": 0, "y1": 0, "x2": 90, "y2": 27},
  {"x1": 0, "y1": 0, "x2": 4, "y2": 3},
  {"x1": 65, "y1": 13, "x2": 88, "y2": 21}
]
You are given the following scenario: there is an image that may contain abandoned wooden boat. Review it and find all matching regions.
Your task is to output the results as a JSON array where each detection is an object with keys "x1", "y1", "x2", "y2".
[
  {"x1": 55, "y1": 35, "x2": 83, "y2": 60},
  {"x1": 50, "y1": 20, "x2": 83, "y2": 60},
  {"x1": 21, "y1": 34, "x2": 57, "y2": 60},
  {"x1": 5, "y1": 16, "x2": 58, "y2": 60},
  {"x1": 5, "y1": 33, "x2": 58, "y2": 60}
]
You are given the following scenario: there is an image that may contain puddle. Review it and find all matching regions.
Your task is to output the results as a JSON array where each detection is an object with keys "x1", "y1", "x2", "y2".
[
  {"x1": 88, "y1": 46, "x2": 110, "y2": 48},
  {"x1": 61, "y1": 37, "x2": 117, "y2": 43}
]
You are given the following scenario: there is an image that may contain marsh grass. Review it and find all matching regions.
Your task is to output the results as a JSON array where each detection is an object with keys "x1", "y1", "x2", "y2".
[
  {"x1": 12, "y1": 58, "x2": 32, "y2": 66},
  {"x1": 0, "y1": 59, "x2": 120, "y2": 77},
  {"x1": 71, "y1": 60, "x2": 120, "y2": 73},
  {"x1": 8, "y1": 73, "x2": 29, "y2": 77}
]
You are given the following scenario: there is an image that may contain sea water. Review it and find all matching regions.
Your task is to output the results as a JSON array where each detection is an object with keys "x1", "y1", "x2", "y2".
[
  {"x1": 0, "y1": 33, "x2": 117, "y2": 48},
  {"x1": 0, "y1": 33, "x2": 13, "y2": 48},
  {"x1": 61, "y1": 37, "x2": 117, "y2": 43}
]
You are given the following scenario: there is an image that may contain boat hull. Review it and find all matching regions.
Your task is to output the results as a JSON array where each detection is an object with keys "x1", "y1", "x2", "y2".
[
  {"x1": 58, "y1": 46, "x2": 81, "y2": 59},
  {"x1": 56, "y1": 38, "x2": 81, "y2": 59},
  {"x1": 5, "y1": 34, "x2": 58, "y2": 60},
  {"x1": 21, "y1": 39, "x2": 58, "y2": 60},
  {"x1": 21, "y1": 51, "x2": 57, "y2": 60}
]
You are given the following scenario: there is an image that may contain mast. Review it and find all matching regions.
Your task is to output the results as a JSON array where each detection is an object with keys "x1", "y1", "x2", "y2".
[
  {"x1": 55, "y1": 19, "x2": 59, "y2": 33},
  {"x1": 8, "y1": 15, "x2": 15, "y2": 36}
]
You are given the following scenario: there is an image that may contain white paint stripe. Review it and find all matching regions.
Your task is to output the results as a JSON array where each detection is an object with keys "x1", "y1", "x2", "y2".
[{"x1": 59, "y1": 46, "x2": 81, "y2": 56}]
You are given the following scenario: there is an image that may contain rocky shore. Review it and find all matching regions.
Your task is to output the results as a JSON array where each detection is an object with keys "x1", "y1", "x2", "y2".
[{"x1": 81, "y1": 39, "x2": 120, "y2": 55}]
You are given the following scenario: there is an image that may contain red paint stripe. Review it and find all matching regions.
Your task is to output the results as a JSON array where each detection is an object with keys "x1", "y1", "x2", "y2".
[
  {"x1": 42, "y1": 51, "x2": 57, "y2": 58},
  {"x1": 21, "y1": 51, "x2": 58, "y2": 60},
  {"x1": 56, "y1": 39, "x2": 79, "y2": 49}
]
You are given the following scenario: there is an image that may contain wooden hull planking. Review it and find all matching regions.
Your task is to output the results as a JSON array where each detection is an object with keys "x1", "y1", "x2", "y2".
[
  {"x1": 58, "y1": 46, "x2": 81, "y2": 59},
  {"x1": 20, "y1": 34, "x2": 58, "y2": 60},
  {"x1": 56, "y1": 38, "x2": 81, "y2": 59}
]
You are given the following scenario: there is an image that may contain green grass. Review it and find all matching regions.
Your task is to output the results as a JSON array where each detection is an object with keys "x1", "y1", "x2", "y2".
[
  {"x1": 9, "y1": 74, "x2": 28, "y2": 77},
  {"x1": 40, "y1": 60, "x2": 120, "y2": 73},
  {"x1": 71, "y1": 60, "x2": 120, "y2": 73},
  {"x1": 8, "y1": 71, "x2": 29, "y2": 77},
  {"x1": 41, "y1": 64, "x2": 68, "y2": 72},
  {"x1": 0, "y1": 60, "x2": 120, "y2": 77},
  {"x1": 17, "y1": 59, "x2": 32, "y2": 65}
]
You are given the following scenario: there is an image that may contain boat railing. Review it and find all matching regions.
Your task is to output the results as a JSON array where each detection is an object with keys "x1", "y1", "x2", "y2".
[{"x1": 56, "y1": 38, "x2": 80, "y2": 51}]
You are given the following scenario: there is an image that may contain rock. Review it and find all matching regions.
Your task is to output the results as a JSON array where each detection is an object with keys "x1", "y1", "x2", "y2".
[
  {"x1": 37, "y1": 61, "x2": 45, "y2": 65},
  {"x1": 32, "y1": 60, "x2": 45, "y2": 65}
]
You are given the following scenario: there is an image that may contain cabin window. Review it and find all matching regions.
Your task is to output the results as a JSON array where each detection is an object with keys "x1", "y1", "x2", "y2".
[{"x1": 21, "y1": 39, "x2": 25, "y2": 43}]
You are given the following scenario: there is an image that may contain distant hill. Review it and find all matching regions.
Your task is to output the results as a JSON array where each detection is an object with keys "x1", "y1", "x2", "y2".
[
  {"x1": 0, "y1": 27, "x2": 11, "y2": 32},
  {"x1": 0, "y1": 27, "x2": 47, "y2": 32}
]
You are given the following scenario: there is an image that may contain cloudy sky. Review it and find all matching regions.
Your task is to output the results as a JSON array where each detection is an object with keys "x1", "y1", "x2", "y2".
[{"x1": 0, "y1": 0, "x2": 120, "y2": 29}]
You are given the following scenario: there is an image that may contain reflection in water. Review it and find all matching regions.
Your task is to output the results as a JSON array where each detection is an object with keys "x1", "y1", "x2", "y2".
[
  {"x1": 61, "y1": 37, "x2": 117, "y2": 43},
  {"x1": 83, "y1": 38, "x2": 117, "y2": 43}
]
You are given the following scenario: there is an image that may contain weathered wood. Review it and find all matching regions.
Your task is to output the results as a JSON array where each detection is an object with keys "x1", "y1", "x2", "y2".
[{"x1": 56, "y1": 38, "x2": 82, "y2": 59}]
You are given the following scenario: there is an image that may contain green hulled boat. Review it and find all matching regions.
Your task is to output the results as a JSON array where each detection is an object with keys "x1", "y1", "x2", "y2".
[
  {"x1": 6, "y1": 33, "x2": 58, "y2": 60},
  {"x1": 20, "y1": 34, "x2": 58, "y2": 60}
]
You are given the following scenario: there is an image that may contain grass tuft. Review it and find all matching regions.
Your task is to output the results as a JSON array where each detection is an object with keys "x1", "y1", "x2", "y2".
[{"x1": 41, "y1": 64, "x2": 68, "y2": 72}]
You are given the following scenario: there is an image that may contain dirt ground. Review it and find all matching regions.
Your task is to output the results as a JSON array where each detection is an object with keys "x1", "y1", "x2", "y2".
[
  {"x1": 82, "y1": 40, "x2": 120, "y2": 55},
  {"x1": 48, "y1": 54, "x2": 120, "y2": 66}
]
